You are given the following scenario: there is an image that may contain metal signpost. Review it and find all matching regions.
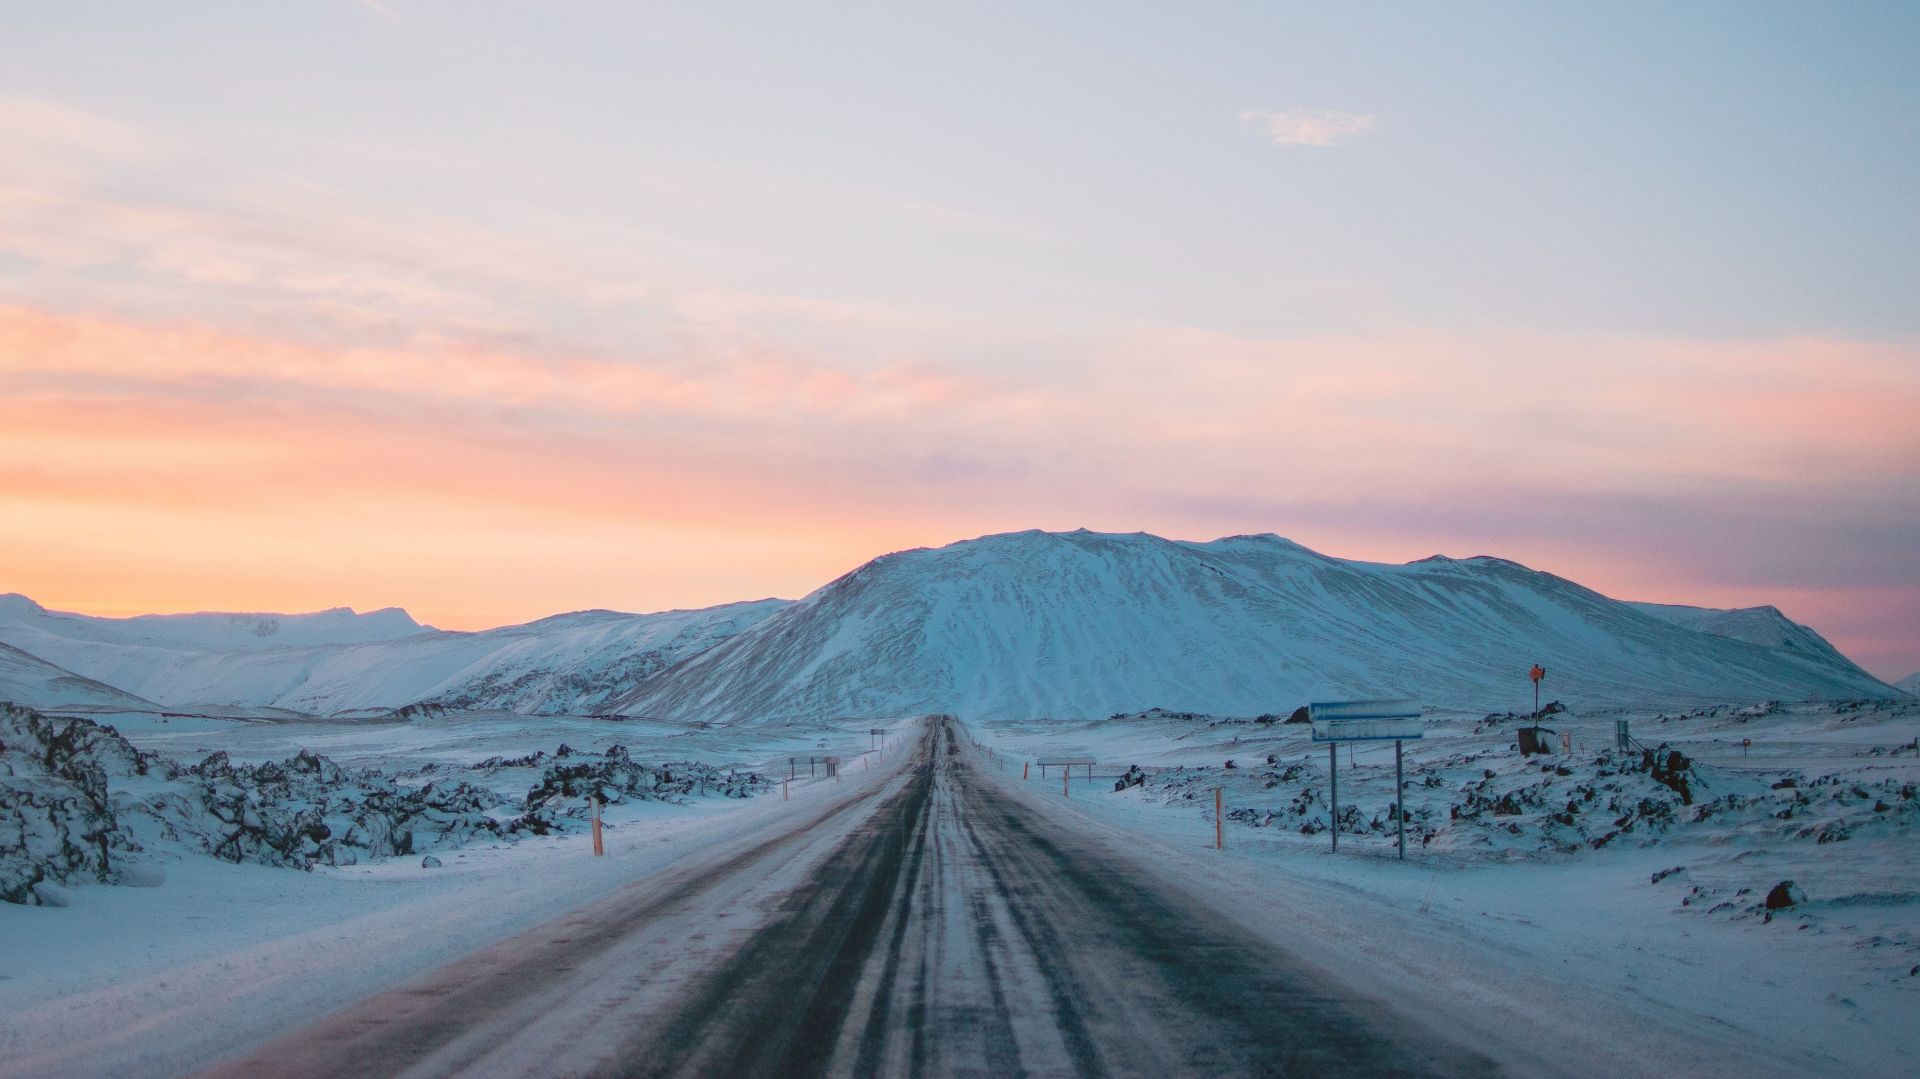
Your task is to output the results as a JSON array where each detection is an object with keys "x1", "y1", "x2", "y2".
[
  {"x1": 1308, "y1": 700, "x2": 1424, "y2": 859},
  {"x1": 870, "y1": 728, "x2": 887, "y2": 751},
  {"x1": 1035, "y1": 757, "x2": 1095, "y2": 780}
]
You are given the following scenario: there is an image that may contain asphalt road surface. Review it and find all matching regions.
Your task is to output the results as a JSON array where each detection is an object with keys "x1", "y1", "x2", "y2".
[{"x1": 202, "y1": 717, "x2": 1498, "y2": 1078}]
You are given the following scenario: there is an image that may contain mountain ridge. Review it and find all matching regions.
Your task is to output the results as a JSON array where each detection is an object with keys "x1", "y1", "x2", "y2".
[
  {"x1": 1, "y1": 531, "x2": 1898, "y2": 720},
  {"x1": 609, "y1": 530, "x2": 1896, "y2": 723},
  {"x1": 0, "y1": 596, "x2": 790, "y2": 716}
]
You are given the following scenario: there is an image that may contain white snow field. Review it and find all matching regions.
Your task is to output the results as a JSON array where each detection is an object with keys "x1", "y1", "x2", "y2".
[
  {"x1": 972, "y1": 699, "x2": 1920, "y2": 1079},
  {"x1": 0, "y1": 709, "x2": 909, "y2": 1078},
  {"x1": 5, "y1": 704, "x2": 1912, "y2": 1078}
]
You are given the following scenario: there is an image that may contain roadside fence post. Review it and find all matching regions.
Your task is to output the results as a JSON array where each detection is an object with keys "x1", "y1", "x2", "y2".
[{"x1": 1215, "y1": 787, "x2": 1224, "y2": 850}]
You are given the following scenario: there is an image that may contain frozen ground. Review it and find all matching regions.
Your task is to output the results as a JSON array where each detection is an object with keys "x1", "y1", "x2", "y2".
[
  {"x1": 973, "y1": 699, "x2": 1920, "y2": 1078},
  {"x1": 0, "y1": 708, "x2": 906, "y2": 1077},
  {"x1": 4, "y1": 700, "x2": 1914, "y2": 1077}
]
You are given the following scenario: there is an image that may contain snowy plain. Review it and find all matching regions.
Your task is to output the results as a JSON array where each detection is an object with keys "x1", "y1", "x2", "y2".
[
  {"x1": 1, "y1": 697, "x2": 1915, "y2": 1077},
  {"x1": 0, "y1": 710, "x2": 909, "y2": 1078},
  {"x1": 971, "y1": 700, "x2": 1920, "y2": 1078}
]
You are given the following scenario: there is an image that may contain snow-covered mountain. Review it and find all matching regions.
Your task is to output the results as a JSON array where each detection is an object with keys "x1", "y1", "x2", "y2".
[
  {"x1": 1896, "y1": 672, "x2": 1920, "y2": 697},
  {"x1": 0, "y1": 593, "x2": 428, "y2": 652},
  {"x1": 0, "y1": 641, "x2": 161, "y2": 712},
  {"x1": 609, "y1": 530, "x2": 1900, "y2": 723},
  {"x1": 1626, "y1": 602, "x2": 1855, "y2": 668},
  {"x1": 0, "y1": 597, "x2": 787, "y2": 716}
]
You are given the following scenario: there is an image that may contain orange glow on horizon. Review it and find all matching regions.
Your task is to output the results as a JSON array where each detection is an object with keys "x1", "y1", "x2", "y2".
[{"x1": 3, "y1": 304, "x2": 1917, "y2": 674}]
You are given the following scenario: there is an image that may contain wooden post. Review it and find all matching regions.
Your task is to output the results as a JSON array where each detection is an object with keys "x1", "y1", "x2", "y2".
[
  {"x1": 782, "y1": 780, "x2": 789, "y2": 801},
  {"x1": 1395, "y1": 740, "x2": 1405, "y2": 861},
  {"x1": 1329, "y1": 744, "x2": 1339, "y2": 853},
  {"x1": 1215, "y1": 787, "x2": 1224, "y2": 850},
  {"x1": 1063, "y1": 771, "x2": 1069, "y2": 798},
  {"x1": 591, "y1": 796, "x2": 604, "y2": 857},
  {"x1": 790, "y1": 757, "x2": 796, "y2": 780},
  {"x1": 1023, "y1": 761, "x2": 1030, "y2": 780}
]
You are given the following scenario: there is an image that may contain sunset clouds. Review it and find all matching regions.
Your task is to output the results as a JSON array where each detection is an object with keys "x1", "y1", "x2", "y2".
[
  {"x1": 2, "y1": 4, "x2": 1916, "y2": 677},
  {"x1": 6, "y1": 302, "x2": 1914, "y2": 665}
]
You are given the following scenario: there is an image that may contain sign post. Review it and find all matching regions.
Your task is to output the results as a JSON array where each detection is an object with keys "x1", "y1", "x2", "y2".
[
  {"x1": 1310, "y1": 700, "x2": 1424, "y2": 859},
  {"x1": 1529, "y1": 664, "x2": 1546, "y2": 728},
  {"x1": 1328, "y1": 744, "x2": 1339, "y2": 853},
  {"x1": 1215, "y1": 787, "x2": 1224, "y2": 850},
  {"x1": 1036, "y1": 757, "x2": 1095, "y2": 780},
  {"x1": 1395, "y1": 740, "x2": 1405, "y2": 859}
]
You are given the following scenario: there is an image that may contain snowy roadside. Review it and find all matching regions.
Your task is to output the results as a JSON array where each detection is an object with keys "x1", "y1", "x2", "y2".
[
  {"x1": 0, "y1": 715, "x2": 916, "y2": 1079},
  {"x1": 968, "y1": 702, "x2": 1920, "y2": 1079}
]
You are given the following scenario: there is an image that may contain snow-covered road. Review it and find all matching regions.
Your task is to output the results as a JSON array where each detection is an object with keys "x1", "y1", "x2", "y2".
[{"x1": 196, "y1": 717, "x2": 1497, "y2": 1077}]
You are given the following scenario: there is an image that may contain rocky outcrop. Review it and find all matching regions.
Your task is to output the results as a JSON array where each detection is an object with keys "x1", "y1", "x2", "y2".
[
  {"x1": 2, "y1": 704, "x2": 777, "y2": 904},
  {"x1": 0, "y1": 703, "x2": 144, "y2": 903}
]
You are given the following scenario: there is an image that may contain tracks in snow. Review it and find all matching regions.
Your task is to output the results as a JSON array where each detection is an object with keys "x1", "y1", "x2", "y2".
[{"x1": 202, "y1": 718, "x2": 1495, "y2": 1078}]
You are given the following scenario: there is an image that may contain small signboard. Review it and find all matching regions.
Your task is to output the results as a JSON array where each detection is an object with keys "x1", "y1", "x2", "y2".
[
  {"x1": 1307, "y1": 699, "x2": 1424, "y2": 860},
  {"x1": 1309, "y1": 700, "x2": 1423, "y2": 743},
  {"x1": 1036, "y1": 756, "x2": 1095, "y2": 779}
]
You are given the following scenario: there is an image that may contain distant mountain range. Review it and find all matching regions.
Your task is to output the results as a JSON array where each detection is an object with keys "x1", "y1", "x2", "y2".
[
  {"x1": 0, "y1": 531, "x2": 1904, "y2": 721},
  {"x1": 0, "y1": 592, "x2": 783, "y2": 716}
]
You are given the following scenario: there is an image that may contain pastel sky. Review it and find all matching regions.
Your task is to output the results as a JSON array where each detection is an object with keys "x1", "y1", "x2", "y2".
[{"x1": 3, "y1": 3, "x2": 1916, "y2": 679}]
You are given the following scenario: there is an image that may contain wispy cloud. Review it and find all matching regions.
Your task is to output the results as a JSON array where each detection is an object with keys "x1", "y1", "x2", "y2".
[
  {"x1": 1239, "y1": 108, "x2": 1378, "y2": 147},
  {"x1": 4, "y1": 302, "x2": 1916, "y2": 668}
]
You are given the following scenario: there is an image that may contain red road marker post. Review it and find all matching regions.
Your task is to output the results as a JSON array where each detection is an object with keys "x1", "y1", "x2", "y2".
[
  {"x1": 591, "y1": 796, "x2": 604, "y2": 857},
  {"x1": 1023, "y1": 761, "x2": 1030, "y2": 781},
  {"x1": 1063, "y1": 772, "x2": 1069, "y2": 799}
]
